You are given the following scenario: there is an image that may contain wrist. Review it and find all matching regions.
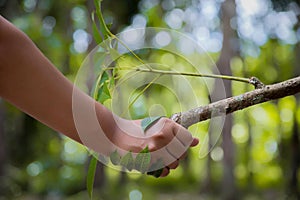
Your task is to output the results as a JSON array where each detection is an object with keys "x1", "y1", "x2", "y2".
[{"x1": 94, "y1": 102, "x2": 146, "y2": 154}]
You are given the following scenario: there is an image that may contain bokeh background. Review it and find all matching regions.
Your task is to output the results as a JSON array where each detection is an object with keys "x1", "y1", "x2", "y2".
[{"x1": 0, "y1": 0, "x2": 300, "y2": 199}]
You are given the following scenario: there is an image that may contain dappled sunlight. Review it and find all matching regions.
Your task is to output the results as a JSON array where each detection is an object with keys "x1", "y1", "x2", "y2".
[{"x1": 1, "y1": 0, "x2": 300, "y2": 199}]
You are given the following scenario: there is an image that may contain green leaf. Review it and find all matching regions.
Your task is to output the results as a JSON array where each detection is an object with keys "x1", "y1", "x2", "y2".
[
  {"x1": 95, "y1": 71, "x2": 111, "y2": 103},
  {"x1": 99, "y1": 71, "x2": 109, "y2": 85},
  {"x1": 135, "y1": 146, "x2": 151, "y2": 173},
  {"x1": 120, "y1": 152, "x2": 134, "y2": 171},
  {"x1": 112, "y1": 65, "x2": 120, "y2": 81},
  {"x1": 147, "y1": 158, "x2": 164, "y2": 178},
  {"x1": 97, "y1": 81, "x2": 111, "y2": 103},
  {"x1": 141, "y1": 116, "x2": 163, "y2": 132},
  {"x1": 87, "y1": 156, "x2": 98, "y2": 199},
  {"x1": 98, "y1": 153, "x2": 109, "y2": 164},
  {"x1": 91, "y1": 12, "x2": 103, "y2": 44},
  {"x1": 106, "y1": 23, "x2": 113, "y2": 30},
  {"x1": 109, "y1": 73, "x2": 115, "y2": 87},
  {"x1": 110, "y1": 150, "x2": 121, "y2": 165},
  {"x1": 94, "y1": 0, "x2": 113, "y2": 40}
]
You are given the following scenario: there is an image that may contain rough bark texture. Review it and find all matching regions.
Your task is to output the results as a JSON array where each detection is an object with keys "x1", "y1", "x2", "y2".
[{"x1": 171, "y1": 76, "x2": 300, "y2": 128}]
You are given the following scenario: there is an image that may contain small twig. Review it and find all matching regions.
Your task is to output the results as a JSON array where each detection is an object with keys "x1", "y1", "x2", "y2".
[
  {"x1": 105, "y1": 66, "x2": 260, "y2": 86},
  {"x1": 136, "y1": 68, "x2": 251, "y2": 85},
  {"x1": 249, "y1": 77, "x2": 265, "y2": 89}
]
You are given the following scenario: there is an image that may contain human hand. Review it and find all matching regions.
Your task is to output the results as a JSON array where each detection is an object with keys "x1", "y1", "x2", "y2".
[{"x1": 109, "y1": 117, "x2": 199, "y2": 177}]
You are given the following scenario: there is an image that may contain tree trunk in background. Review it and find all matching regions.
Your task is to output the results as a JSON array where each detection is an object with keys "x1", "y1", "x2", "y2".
[
  {"x1": 288, "y1": 110, "x2": 300, "y2": 198},
  {"x1": 217, "y1": 0, "x2": 237, "y2": 199},
  {"x1": 290, "y1": 41, "x2": 300, "y2": 197},
  {"x1": 118, "y1": 171, "x2": 128, "y2": 186},
  {"x1": 102, "y1": 0, "x2": 140, "y2": 32},
  {"x1": 288, "y1": 27, "x2": 300, "y2": 198},
  {"x1": 0, "y1": 100, "x2": 7, "y2": 194},
  {"x1": 240, "y1": 59, "x2": 254, "y2": 192},
  {"x1": 245, "y1": 111, "x2": 253, "y2": 191},
  {"x1": 0, "y1": 0, "x2": 21, "y2": 19},
  {"x1": 201, "y1": 94, "x2": 213, "y2": 193},
  {"x1": 93, "y1": 162, "x2": 106, "y2": 189},
  {"x1": 0, "y1": 3, "x2": 16, "y2": 185}
]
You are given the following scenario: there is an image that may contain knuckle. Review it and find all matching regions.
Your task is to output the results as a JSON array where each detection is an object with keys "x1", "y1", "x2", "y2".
[
  {"x1": 148, "y1": 142, "x2": 158, "y2": 152},
  {"x1": 149, "y1": 131, "x2": 171, "y2": 150},
  {"x1": 153, "y1": 131, "x2": 167, "y2": 140},
  {"x1": 185, "y1": 131, "x2": 193, "y2": 140},
  {"x1": 163, "y1": 118, "x2": 173, "y2": 126}
]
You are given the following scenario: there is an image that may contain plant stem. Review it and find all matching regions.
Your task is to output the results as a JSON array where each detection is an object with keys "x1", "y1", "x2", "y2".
[
  {"x1": 104, "y1": 66, "x2": 255, "y2": 85},
  {"x1": 120, "y1": 74, "x2": 162, "y2": 117},
  {"x1": 95, "y1": 1, "x2": 251, "y2": 86},
  {"x1": 111, "y1": 35, "x2": 153, "y2": 71},
  {"x1": 135, "y1": 68, "x2": 251, "y2": 84}
]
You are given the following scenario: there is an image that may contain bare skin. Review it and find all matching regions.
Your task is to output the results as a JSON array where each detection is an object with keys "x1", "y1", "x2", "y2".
[{"x1": 0, "y1": 16, "x2": 198, "y2": 177}]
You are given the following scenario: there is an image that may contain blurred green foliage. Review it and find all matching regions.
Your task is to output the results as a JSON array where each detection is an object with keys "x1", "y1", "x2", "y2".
[{"x1": 0, "y1": 0, "x2": 299, "y2": 199}]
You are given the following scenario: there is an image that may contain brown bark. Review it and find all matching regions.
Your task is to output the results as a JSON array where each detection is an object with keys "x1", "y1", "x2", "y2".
[{"x1": 171, "y1": 76, "x2": 300, "y2": 127}]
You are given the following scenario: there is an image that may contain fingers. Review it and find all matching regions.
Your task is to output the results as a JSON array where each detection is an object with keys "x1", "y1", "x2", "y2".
[
  {"x1": 160, "y1": 167, "x2": 170, "y2": 177},
  {"x1": 149, "y1": 147, "x2": 178, "y2": 167},
  {"x1": 168, "y1": 159, "x2": 179, "y2": 169},
  {"x1": 145, "y1": 118, "x2": 200, "y2": 178},
  {"x1": 190, "y1": 137, "x2": 199, "y2": 147},
  {"x1": 166, "y1": 137, "x2": 186, "y2": 158},
  {"x1": 172, "y1": 122, "x2": 194, "y2": 147}
]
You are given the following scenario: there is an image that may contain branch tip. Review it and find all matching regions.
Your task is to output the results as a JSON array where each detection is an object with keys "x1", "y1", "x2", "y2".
[{"x1": 249, "y1": 77, "x2": 265, "y2": 89}]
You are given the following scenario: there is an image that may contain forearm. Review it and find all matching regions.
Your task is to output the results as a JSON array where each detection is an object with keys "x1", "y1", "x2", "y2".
[
  {"x1": 0, "y1": 16, "x2": 115, "y2": 148},
  {"x1": 0, "y1": 17, "x2": 199, "y2": 176}
]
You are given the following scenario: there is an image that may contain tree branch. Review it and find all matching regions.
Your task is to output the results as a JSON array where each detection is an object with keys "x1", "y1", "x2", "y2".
[{"x1": 170, "y1": 76, "x2": 300, "y2": 128}]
